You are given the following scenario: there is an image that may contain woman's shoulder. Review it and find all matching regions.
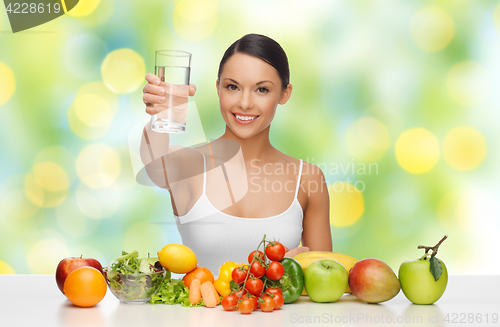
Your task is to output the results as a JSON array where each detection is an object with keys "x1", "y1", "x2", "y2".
[{"x1": 273, "y1": 150, "x2": 325, "y2": 179}]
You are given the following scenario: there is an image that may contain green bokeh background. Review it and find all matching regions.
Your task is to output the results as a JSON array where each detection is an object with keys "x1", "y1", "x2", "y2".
[{"x1": 0, "y1": 0, "x2": 499, "y2": 274}]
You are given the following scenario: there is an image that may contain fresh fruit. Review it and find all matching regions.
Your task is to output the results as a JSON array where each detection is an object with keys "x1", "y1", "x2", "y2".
[
  {"x1": 304, "y1": 259, "x2": 348, "y2": 303},
  {"x1": 266, "y1": 261, "x2": 284, "y2": 280},
  {"x1": 182, "y1": 267, "x2": 214, "y2": 289},
  {"x1": 246, "y1": 278, "x2": 264, "y2": 296},
  {"x1": 272, "y1": 293, "x2": 284, "y2": 309},
  {"x1": 157, "y1": 243, "x2": 197, "y2": 274},
  {"x1": 265, "y1": 241, "x2": 286, "y2": 261},
  {"x1": 221, "y1": 294, "x2": 238, "y2": 311},
  {"x1": 238, "y1": 298, "x2": 255, "y2": 314},
  {"x1": 399, "y1": 235, "x2": 448, "y2": 304},
  {"x1": 56, "y1": 256, "x2": 103, "y2": 294},
  {"x1": 259, "y1": 294, "x2": 275, "y2": 312},
  {"x1": 293, "y1": 251, "x2": 357, "y2": 295},
  {"x1": 249, "y1": 261, "x2": 266, "y2": 278},
  {"x1": 265, "y1": 287, "x2": 282, "y2": 296},
  {"x1": 349, "y1": 258, "x2": 400, "y2": 303},
  {"x1": 248, "y1": 250, "x2": 265, "y2": 264},
  {"x1": 232, "y1": 266, "x2": 248, "y2": 284},
  {"x1": 63, "y1": 266, "x2": 107, "y2": 307}
]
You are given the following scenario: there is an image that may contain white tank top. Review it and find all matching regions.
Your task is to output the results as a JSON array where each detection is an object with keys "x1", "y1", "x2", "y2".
[{"x1": 174, "y1": 152, "x2": 304, "y2": 276}]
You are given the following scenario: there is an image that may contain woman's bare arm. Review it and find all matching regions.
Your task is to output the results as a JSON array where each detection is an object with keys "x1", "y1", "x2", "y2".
[
  {"x1": 284, "y1": 162, "x2": 332, "y2": 257},
  {"x1": 300, "y1": 163, "x2": 333, "y2": 250}
]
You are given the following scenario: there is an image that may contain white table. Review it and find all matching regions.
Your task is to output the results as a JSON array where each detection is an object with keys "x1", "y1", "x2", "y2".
[{"x1": 1, "y1": 275, "x2": 498, "y2": 327}]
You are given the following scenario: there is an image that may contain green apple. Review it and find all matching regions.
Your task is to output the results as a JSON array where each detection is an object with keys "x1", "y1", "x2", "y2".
[
  {"x1": 399, "y1": 235, "x2": 449, "y2": 305},
  {"x1": 399, "y1": 257, "x2": 448, "y2": 305},
  {"x1": 304, "y1": 259, "x2": 348, "y2": 303}
]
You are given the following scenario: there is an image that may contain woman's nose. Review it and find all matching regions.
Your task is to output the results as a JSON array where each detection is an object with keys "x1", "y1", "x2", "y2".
[{"x1": 237, "y1": 91, "x2": 253, "y2": 110}]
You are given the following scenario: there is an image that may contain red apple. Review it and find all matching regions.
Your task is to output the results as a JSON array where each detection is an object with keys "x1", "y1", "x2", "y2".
[
  {"x1": 55, "y1": 256, "x2": 103, "y2": 294},
  {"x1": 349, "y1": 258, "x2": 400, "y2": 303}
]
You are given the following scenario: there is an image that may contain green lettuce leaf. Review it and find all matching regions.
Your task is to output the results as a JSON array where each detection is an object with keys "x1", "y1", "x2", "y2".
[{"x1": 149, "y1": 278, "x2": 206, "y2": 307}]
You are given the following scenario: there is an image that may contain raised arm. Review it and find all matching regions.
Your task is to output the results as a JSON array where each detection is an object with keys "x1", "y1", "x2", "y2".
[{"x1": 139, "y1": 73, "x2": 197, "y2": 190}]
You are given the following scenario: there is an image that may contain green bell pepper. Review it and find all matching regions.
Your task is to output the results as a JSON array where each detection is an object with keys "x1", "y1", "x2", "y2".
[{"x1": 277, "y1": 257, "x2": 304, "y2": 303}]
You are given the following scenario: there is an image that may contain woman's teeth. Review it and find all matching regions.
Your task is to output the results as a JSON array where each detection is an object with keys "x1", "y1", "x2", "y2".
[{"x1": 235, "y1": 114, "x2": 257, "y2": 121}]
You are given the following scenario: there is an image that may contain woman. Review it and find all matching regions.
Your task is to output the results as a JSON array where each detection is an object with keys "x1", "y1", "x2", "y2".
[{"x1": 141, "y1": 34, "x2": 332, "y2": 274}]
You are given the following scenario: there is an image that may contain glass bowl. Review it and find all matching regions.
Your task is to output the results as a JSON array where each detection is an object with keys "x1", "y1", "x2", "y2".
[{"x1": 103, "y1": 268, "x2": 169, "y2": 304}]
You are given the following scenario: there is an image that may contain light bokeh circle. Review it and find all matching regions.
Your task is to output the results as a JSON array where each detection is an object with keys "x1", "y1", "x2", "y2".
[
  {"x1": 76, "y1": 144, "x2": 121, "y2": 189},
  {"x1": 67, "y1": 0, "x2": 101, "y2": 17},
  {"x1": 328, "y1": 182, "x2": 364, "y2": 227},
  {"x1": 395, "y1": 128, "x2": 440, "y2": 174},
  {"x1": 0, "y1": 175, "x2": 40, "y2": 219},
  {"x1": 410, "y1": 6, "x2": 454, "y2": 52},
  {"x1": 27, "y1": 238, "x2": 70, "y2": 274},
  {"x1": 0, "y1": 260, "x2": 15, "y2": 274},
  {"x1": 75, "y1": 183, "x2": 121, "y2": 220},
  {"x1": 173, "y1": 0, "x2": 217, "y2": 41},
  {"x1": 101, "y1": 49, "x2": 146, "y2": 94},
  {"x1": 33, "y1": 162, "x2": 70, "y2": 192},
  {"x1": 446, "y1": 61, "x2": 490, "y2": 106},
  {"x1": 0, "y1": 62, "x2": 15, "y2": 106},
  {"x1": 443, "y1": 126, "x2": 486, "y2": 171},
  {"x1": 345, "y1": 117, "x2": 390, "y2": 162},
  {"x1": 67, "y1": 82, "x2": 119, "y2": 139}
]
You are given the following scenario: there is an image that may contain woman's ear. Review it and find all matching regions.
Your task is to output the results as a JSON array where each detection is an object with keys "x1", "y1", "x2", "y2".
[
  {"x1": 278, "y1": 83, "x2": 293, "y2": 105},
  {"x1": 216, "y1": 79, "x2": 220, "y2": 98}
]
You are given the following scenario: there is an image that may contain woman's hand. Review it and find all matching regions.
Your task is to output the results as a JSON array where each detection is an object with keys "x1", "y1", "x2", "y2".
[
  {"x1": 284, "y1": 246, "x2": 310, "y2": 258},
  {"x1": 143, "y1": 73, "x2": 197, "y2": 115}
]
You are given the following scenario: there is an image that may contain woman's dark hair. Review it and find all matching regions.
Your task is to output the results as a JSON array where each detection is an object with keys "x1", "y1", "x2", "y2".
[{"x1": 217, "y1": 34, "x2": 290, "y2": 89}]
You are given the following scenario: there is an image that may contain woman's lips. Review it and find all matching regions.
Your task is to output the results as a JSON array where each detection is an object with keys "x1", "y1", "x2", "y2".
[{"x1": 232, "y1": 113, "x2": 259, "y2": 125}]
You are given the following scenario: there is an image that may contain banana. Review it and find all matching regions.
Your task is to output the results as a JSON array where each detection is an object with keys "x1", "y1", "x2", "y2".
[{"x1": 293, "y1": 251, "x2": 358, "y2": 295}]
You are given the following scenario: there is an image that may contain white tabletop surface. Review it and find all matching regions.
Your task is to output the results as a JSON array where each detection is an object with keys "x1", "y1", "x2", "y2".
[{"x1": 0, "y1": 275, "x2": 498, "y2": 327}]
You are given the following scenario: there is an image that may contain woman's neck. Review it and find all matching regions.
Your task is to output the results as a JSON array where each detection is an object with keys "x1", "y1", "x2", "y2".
[{"x1": 219, "y1": 125, "x2": 275, "y2": 162}]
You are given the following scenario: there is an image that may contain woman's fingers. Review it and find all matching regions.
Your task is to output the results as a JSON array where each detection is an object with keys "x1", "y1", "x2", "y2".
[
  {"x1": 284, "y1": 246, "x2": 310, "y2": 258},
  {"x1": 145, "y1": 73, "x2": 161, "y2": 85},
  {"x1": 143, "y1": 82, "x2": 166, "y2": 96},
  {"x1": 143, "y1": 93, "x2": 166, "y2": 106},
  {"x1": 189, "y1": 84, "x2": 197, "y2": 97}
]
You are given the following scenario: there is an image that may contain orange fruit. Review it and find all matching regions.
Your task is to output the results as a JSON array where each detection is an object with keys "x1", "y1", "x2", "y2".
[
  {"x1": 63, "y1": 266, "x2": 107, "y2": 307},
  {"x1": 182, "y1": 267, "x2": 214, "y2": 289}
]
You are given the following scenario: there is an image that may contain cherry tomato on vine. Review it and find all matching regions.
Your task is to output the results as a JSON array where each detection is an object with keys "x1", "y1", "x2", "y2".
[
  {"x1": 244, "y1": 294, "x2": 258, "y2": 309},
  {"x1": 248, "y1": 250, "x2": 265, "y2": 264},
  {"x1": 232, "y1": 266, "x2": 248, "y2": 284},
  {"x1": 265, "y1": 287, "x2": 283, "y2": 296},
  {"x1": 231, "y1": 289, "x2": 248, "y2": 298},
  {"x1": 259, "y1": 294, "x2": 275, "y2": 312},
  {"x1": 221, "y1": 295, "x2": 238, "y2": 311},
  {"x1": 245, "y1": 278, "x2": 264, "y2": 296},
  {"x1": 265, "y1": 242, "x2": 286, "y2": 261},
  {"x1": 238, "y1": 298, "x2": 255, "y2": 314},
  {"x1": 272, "y1": 293, "x2": 284, "y2": 310},
  {"x1": 266, "y1": 261, "x2": 285, "y2": 280},
  {"x1": 249, "y1": 261, "x2": 266, "y2": 278}
]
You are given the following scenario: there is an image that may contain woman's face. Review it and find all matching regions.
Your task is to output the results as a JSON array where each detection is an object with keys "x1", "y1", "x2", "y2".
[{"x1": 216, "y1": 53, "x2": 292, "y2": 139}]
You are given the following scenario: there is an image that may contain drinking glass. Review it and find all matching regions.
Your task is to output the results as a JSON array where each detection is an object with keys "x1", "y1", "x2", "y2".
[{"x1": 151, "y1": 50, "x2": 191, "y2": 133}]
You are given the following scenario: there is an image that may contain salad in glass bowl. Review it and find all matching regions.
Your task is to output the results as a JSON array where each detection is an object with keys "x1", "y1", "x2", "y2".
[{"x1": 103, "y1": 250, "x2": 170, "y2": 304}]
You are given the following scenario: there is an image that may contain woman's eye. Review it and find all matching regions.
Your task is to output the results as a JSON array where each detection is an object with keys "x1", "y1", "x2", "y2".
[
  {"x1": 226, "y1": 84, "x2": 238, "y2": 91},
  {"x1": 257, "y1": 87, "x2": 269, "y2": 93}
]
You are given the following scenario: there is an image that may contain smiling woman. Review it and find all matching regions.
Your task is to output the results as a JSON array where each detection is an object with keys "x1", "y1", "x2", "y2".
[{"x1": 139, "y1": 34, "x2": 332, "y2": 273}]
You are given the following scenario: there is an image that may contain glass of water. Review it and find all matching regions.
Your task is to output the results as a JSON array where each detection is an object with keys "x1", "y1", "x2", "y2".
[{"x1": 151, "y1": 50, "x2": 191, "y2": 133}]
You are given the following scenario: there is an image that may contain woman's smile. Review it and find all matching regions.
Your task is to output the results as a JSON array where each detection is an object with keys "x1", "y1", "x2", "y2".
[{"x1": 232, "y1": 112, "x2": 260, "y2": 124}]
